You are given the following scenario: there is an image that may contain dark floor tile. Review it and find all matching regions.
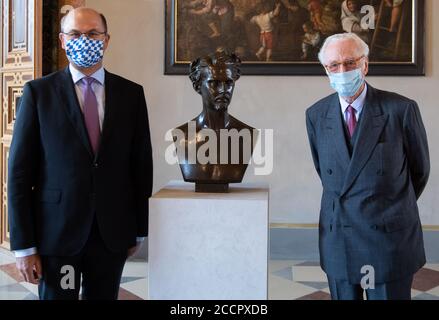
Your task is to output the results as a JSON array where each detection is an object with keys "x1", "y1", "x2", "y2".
[
  {"x1": 118, "y1": 287, "x2": 143, "y2": 300},
  {"x1": 0, "y1": 263, "x2": 24, "y2": 282},
  {"x1": 296, "y1": 291, "x2": 331, "y2": 300},
  {"x1": 412, "y1": 268, "x2": 439, "y2": 292}
]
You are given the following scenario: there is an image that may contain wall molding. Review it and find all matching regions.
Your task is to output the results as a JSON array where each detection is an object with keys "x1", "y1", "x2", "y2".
[{"x1": 270, "y1": 223, "x2": 439, "y2": 231}]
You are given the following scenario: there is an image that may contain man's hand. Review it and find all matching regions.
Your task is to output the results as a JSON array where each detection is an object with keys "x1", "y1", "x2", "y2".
[
  {"x1": 127, "y1": 243, "x2": 141, "y2": 258},
  {"x1": 16, "y1": 254, "x2": 42, "y2": 284}
]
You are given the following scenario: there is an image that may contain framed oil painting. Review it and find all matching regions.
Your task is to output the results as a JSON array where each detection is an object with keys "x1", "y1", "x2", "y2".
[{"x1": 165, "y1": 0, "x2": 425, "y2": 75}]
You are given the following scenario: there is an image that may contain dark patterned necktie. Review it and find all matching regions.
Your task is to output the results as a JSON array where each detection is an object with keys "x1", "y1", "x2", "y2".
[
  {"x1": 81, "y1": 77, "x2": 100, "y2": 154},
  {"x1": 346, "y1": 105, "x2": 357, "y2": 138}
]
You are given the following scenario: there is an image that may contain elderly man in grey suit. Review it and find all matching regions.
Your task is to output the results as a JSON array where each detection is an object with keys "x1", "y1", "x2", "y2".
[{"x1": 306, "y1": 33, "x2": 430, "y2": 300}]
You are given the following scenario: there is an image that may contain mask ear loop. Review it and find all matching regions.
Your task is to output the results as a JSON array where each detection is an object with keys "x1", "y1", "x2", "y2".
[{"x1": 323, "y1": 63, "x2": 331, "y2": 76}]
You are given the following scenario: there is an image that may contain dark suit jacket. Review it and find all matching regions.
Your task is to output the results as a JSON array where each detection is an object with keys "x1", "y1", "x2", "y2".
[
  {"x1": 8, "y1": 67, "x2": 153, "y2": 256},
  {"x1": 306, "y1": 84, "x2": 430, "y2": 284}
]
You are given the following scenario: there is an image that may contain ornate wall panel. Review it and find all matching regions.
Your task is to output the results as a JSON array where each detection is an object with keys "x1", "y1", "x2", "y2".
[{"x1": 0, "y1": 0, "x2": 41, "y2": 249}]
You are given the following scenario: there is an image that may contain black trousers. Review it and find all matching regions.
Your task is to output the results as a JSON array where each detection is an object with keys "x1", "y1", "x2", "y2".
[
  {"x1": 327, "y1": 275, "x2": 414, "y2": 300},
  {"x1": 38, "y1": 219, "x2": 127, "y2": 300}
]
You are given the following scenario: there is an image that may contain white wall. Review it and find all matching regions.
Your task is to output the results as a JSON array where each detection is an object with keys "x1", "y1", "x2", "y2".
[{"x1": 87, "y1": 0, "x2": 439, "y2": 225}]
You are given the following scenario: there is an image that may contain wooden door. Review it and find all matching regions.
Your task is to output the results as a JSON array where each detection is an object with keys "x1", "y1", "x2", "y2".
[{"x1": 0, "y1": 0, "x2": 42, "y2": 249}]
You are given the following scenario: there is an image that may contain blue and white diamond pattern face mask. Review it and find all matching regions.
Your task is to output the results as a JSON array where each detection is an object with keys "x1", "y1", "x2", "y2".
[{"x1": 65, "y1": 36, "x2": 104, "y2": 68}]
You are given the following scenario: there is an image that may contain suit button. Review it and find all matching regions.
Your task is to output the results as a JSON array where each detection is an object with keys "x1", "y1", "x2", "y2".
[
  {"x1": 93, "y1": 163, "x2": 99, "y2": 168},
  {"x1": 376, "y1": 169, "x2": 382, "y2": 175},
  {"x1": 371, "y1": 225, "x2": 379, "y2": 230},
  {"x1": 327, "y1": 169, "x2": 333, "y2": 175}
]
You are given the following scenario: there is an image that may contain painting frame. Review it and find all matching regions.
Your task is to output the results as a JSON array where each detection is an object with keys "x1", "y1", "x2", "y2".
[{"x1": 165, "y1": 0, "x2": 425, "y2": 76}]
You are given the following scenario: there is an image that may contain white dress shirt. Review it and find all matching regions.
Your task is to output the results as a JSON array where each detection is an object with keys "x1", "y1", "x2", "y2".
[
  {"x1": 70, "y1": 64, "x2": 106, "y2": 130},
  {"x1": 14, "y1": 65, "x2": 144, "y2": 258},
  {"x1": 339, "y1": 83, "x2": 368, "y2": 124}
]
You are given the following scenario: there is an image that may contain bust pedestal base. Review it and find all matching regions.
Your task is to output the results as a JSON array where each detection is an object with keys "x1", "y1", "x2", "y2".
[
  {"x1": 148, "y1": 180, "x2": 269, "y2": 300},
  {"x1": 195, "y1": 183, "x2": 229, "y2": 193}
]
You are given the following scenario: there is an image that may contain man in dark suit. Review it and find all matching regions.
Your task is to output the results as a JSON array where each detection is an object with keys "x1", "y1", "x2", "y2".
[
  {"x1": 8, "y1": 7, "x2": 153, "y2": 300},
  {"x1": 306, "y1": 33, "x2": 429, "y2": 300}
]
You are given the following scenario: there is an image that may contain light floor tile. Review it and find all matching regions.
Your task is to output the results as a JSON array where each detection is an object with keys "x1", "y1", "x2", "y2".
[
  {"x1": 0, "y1": 290, "x2": 29, "y2": 300},
  {"x1": 272, "y1": 266, "x2": 294, "y2": 281},
  {"x1": 411, "y1": 289, "x2": 424, "y2": 298},
  {"x1": 413, "y1": 293, "x2": 439, "y2": 300},
  {"x1": 426, "y1": 286, "x2": 439, "y2": 297},
  {"x1": 269, "y1": 260, "x2": 302, "y2": 273},
  {"x1": 23, "y1": 292, "x2": 39, "y2": 300},
  {"x1": 122, "y1": 261, "x2": 148, "y2": 278},
  {"x1": 425, "y1": 264, "x2": 439, "y2": 272},
  {"x1": 0, "y1": 270, "x2": 17, "y2": 287},
  {"x1": 0, "y1": 250, "x2": 15, "y2": 265},
  {"x1": 0, "y1": 283, "x2": 28, "y2": 292},
  {"x1": 268, "y1": 274, "x2": 315, "y2": 300},
  {"x1": 19, "y1": 282, "x2": 39, "y2": 296},
  {"x1": 321, "y1": 286, "x2": 331, "y2": 294},
  {"x1": 120, "y1": 278, "x2": 148, "y2": 300},
  {"x1": 291, "y1": 266, "x2": 327, "y2": 282}
]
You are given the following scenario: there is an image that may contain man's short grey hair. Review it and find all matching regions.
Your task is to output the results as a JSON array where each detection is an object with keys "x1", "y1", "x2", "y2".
[
  {"x1": 318, "y1": 33, "x2": 370, "y2": 65},
  {"x1": 60, "y1": 10, "x2": 108, "y2": 33}
]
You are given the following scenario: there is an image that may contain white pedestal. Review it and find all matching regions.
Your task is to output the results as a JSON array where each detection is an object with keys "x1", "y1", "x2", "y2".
[{"x1": 148, "y1": 180, "x2": 269, "y2": 300}]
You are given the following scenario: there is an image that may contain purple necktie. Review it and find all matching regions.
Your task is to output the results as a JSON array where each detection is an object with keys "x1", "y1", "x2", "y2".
[
  {"x1": 346, "y1": 105, "x2": 357, "y2": 138},
  {"x1": 81, "y1": 77, "x2": 100, "y2": 154}
]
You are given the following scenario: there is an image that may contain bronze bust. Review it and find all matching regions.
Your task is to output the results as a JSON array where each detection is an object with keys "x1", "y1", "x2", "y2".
[{"x1": 172, "y1": 50, "x2": 257, "y2": 193}]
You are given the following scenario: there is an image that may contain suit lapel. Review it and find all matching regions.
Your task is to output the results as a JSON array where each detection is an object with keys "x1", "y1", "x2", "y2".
[
  {"x1": 56, "y1": 67, "x2": 94, "y2": 158},
  {"x1": 340, "y1": 85, "x2": 388, "y2": 196},
  {"x1": 325, "y1": 94, "x2": 351, "y2": 171},
  {"x1": 96, "y1": 70, "x2": 119, "y2": 161}
]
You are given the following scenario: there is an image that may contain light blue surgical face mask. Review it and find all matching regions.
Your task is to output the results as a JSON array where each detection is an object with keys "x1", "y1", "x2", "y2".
[{"x1": 328, "y1": 68, "x2": 365, "y2": 98}]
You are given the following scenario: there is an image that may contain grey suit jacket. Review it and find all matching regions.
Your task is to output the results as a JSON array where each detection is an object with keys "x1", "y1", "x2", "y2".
[{"x1": 306, "y1": 84, "x2": 430, "y2": 284}]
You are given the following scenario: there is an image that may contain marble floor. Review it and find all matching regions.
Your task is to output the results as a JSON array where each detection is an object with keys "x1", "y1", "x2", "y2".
[{"x1": 1, "y1": 249, "x2": 439, "y2": 300}]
